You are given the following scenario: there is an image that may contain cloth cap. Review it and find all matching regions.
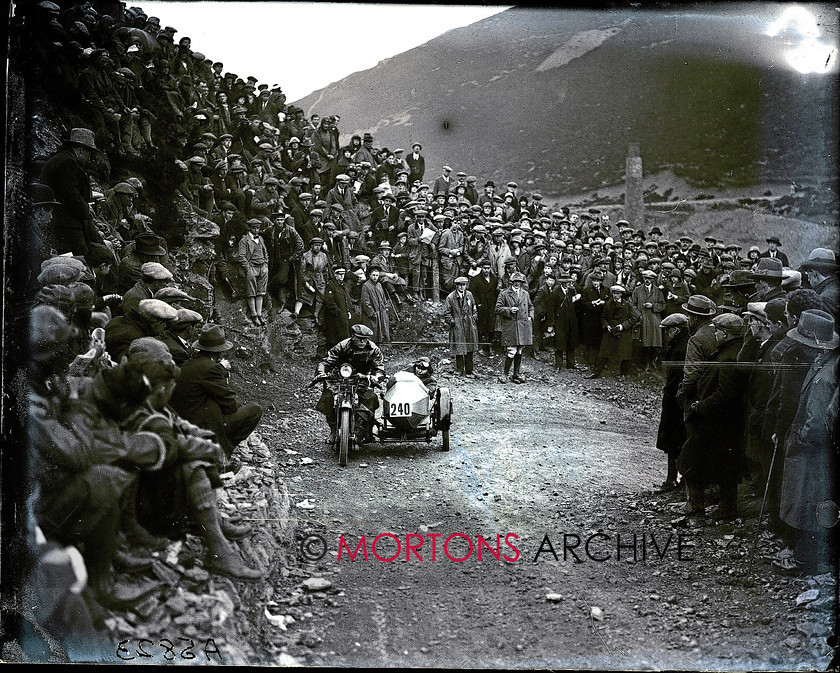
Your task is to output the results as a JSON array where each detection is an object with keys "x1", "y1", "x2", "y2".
[
  {"x1": 31, "y1": 305, "x2": 72, "y2": 361},
  {"x1": 155, "y1": 287, "x2": 194, "y2": 301},
  {"x1": 510, "y1": 272, "x2": 526, "y2": 283},
  {"x1": 351, "y1": 323, "x2": 374, "y2": 337},
  {"x1": 141, "y1": 262, "x2": 173, "y2": 281},
  {"x1": 712, "y1": 313, "x2": 745, "y2": 332},
  {"x1": 38, "y1": 263, "x2": 82, "y2": 285},
  {"x1": 610, "y1": 285, "x2": 628, "y2": 294},
  {"x1": 127, "y1": 336, "x2": 175, "y2": 368},
  {"x1": 174, "y1": 308, "x2": 203, "y2": 324},
  {"x1": 454, "y1": 276, "x2": 469, "y2": 285},
  {"x1": 743, "y1": 302, "x2": 768, "y2": 320},
  {"x1": 138, "y1": 299, "x2": 178, "y2": 321},
  {"x1": 660, "y1": 313, "x2": 689, "y2": 329}
]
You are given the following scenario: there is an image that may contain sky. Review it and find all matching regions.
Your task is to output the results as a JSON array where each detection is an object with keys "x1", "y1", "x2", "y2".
[{"x1": 141, "y1": 2, "x2": 511, "y2": 101}]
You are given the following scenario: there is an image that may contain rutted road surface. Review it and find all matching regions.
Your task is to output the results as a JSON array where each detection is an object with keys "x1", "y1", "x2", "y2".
[{"x1": 267, "y1": 351, "x2": 835, "y2": 669}]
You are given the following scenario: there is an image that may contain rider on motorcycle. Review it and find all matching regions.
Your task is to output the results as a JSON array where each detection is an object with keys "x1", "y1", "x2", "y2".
[{"x1": 315, "y1": 323, "x2": 385, "y2": 443}]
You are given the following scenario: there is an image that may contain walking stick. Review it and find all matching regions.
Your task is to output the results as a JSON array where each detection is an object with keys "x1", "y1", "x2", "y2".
[{"x1": 749, "y1": 435, "x2": 780, "y2": 571}]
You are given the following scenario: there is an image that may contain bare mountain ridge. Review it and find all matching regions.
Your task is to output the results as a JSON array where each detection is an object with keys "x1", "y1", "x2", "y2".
[{"x1": 296, "y1": 7, "x2": 837, "y2": 198}]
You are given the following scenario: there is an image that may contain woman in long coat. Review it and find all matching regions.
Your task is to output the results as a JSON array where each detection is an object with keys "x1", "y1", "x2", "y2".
[
  {"x1": 360, "y1": 266, "x2": 391, "y2": 343},
  {"x1": 295, "y1": 237, "x2": 329, "y2": 320},
  {"x1": 631, "y1": 270, "x2": 665, "y2": 369},
  {"x1": 444, "y1": 276, "x2": 479, "y2": 375}
]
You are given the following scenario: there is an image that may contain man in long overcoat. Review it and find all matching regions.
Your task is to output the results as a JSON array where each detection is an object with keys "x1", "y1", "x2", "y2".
[
  {"x1": 779, "y1": 322, "x2": 839, "y2": 574},
  {"x1": 551, "y1": 274, "x2": 580, "y2": 370},
  {"x1": 677, "y1": 314, "x2": 747, "y2": 519},
  {"x1": 655, "y1": 313, "x2": 690, "y2": 490},
  {"x1": 470, "y1": 259, "x2": 499, "y2": 355},
  {"x1": 631, "y1": 270, "x2": 665, "y2": 369},
  {"x1": 444, "y1": 276, "x2": 479, "y2": 376},
  {"x1": 360, "y1": 266, "x2": 391, "y2": 343},
  {"x1": 495, "y1": 272, "x2": 533, "y2": 383},
  {"x1": 319, "y1": 265, "x2": 353, "y2": 353}
]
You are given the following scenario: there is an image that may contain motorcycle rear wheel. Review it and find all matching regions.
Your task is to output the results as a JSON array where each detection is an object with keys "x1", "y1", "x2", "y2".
[{"x1": 338, "y1": 408, "x2": 351, "y2": 467}]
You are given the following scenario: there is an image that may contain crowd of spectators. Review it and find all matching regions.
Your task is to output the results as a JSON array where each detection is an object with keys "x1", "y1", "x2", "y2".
[{"x1": 8, "y1": 0, "x2": 839, "y2": 658}]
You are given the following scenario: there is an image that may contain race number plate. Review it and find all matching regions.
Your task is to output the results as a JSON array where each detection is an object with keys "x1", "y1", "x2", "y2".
[{"x1": 388, "y1": 401, "x2": 411, "y2": 417}]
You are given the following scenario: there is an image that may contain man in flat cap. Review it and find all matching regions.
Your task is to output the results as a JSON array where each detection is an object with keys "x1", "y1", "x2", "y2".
[
  {"x1": 105, "y1": 298, "x2": 178, "y2": 361},
  {"x1": 495, "y1": 272, "x2": 533, "y2": 383},
  {"x1": 444, "y1": 276, "x2": 479, "y2": 376},
  {"x1": 121, "y1": 262, "x2": 173, "y2": 315},
  {"x1": 432, "y1": 165, "x2": 454, "y2": 197},
  {"x1": 171, "y1": 325, "x2": 263, "y2": 460},
  {"x1": 235, "y1": 219, "x2": 269, "y2": 325}
]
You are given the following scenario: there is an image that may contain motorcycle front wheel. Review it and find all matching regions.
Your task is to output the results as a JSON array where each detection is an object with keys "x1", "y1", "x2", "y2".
[{"x1": 338, "y1": 407, "x2": 351, "y2": 467}]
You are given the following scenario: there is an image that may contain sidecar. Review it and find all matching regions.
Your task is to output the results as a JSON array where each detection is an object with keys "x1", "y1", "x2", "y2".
[{"x1": 377, "y1": 371, "x2": 452, "y2": 450}]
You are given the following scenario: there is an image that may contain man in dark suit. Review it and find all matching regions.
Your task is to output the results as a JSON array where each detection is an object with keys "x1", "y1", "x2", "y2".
[
  {"x1": 470, "y1": 259, "x2": 500, "y2": 355},
  {"x1": 759, "y1": 236, "x2": 789, "y2": 267},
  {"x1": 319, "y1": 265, "x2": 353, "y2": 355},
  {"x1": 370, "y1": 193, "x2": 400, "y2": 245},
  {"x1": 405, "y1": 142, "x2": 425, "y2": 185},
  {"x1": 40, "y1": 128, "x2": 105, "y2": 256},
  {"x1": 170, "y1": 325, "x2": 262, "y2": 459}
]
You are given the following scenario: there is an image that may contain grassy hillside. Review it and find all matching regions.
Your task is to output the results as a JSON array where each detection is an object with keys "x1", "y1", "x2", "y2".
[{"x1": 296, "y1": 7, "x2": 838, "y2": 197}]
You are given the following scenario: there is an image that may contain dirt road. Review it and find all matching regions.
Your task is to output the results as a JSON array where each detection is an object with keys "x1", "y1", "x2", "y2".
[{"x1": 267, "y1": 350, "x2": 836, "y2": 669}]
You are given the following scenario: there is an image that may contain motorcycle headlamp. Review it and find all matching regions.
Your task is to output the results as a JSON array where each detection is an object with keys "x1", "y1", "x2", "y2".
[{"x1": 339, "y1": 364, "x2": 353, "y2": 379}]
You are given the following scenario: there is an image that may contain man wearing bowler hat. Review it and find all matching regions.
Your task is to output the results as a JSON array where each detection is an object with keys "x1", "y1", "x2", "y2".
[
  {"x1": 171, "y1": 325, "x2": 263, "y2": 460},
  {"x1": 40, "y1": 127, "x2": 105, "y2": 256},
  {"x1": 677, "y1": 294, "x2": 718, "y2": 412},
  {"x1": 759, "y1": 235, "x2": 789, "y2": 267}
]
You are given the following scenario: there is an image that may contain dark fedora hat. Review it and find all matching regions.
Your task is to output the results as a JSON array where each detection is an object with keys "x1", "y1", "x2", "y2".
[
  {"x1": 721, "y1": 270, "x2": 755, "y2": 288},
  {"x1": 192, "y1": 324, "x2": 234, "y2": 352},
  {"x1": 134, "y1": 233, "x2": 166, "y2": 256},
  {"x1": 682, "y1": 294, "x2": 717, "y2": 316},
  {"x1": 786, "y1": 309, "x2": 839, "y2": 350},
  {"x1": 750, "y1": 257, "x2": 784, "y2": 279}
]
